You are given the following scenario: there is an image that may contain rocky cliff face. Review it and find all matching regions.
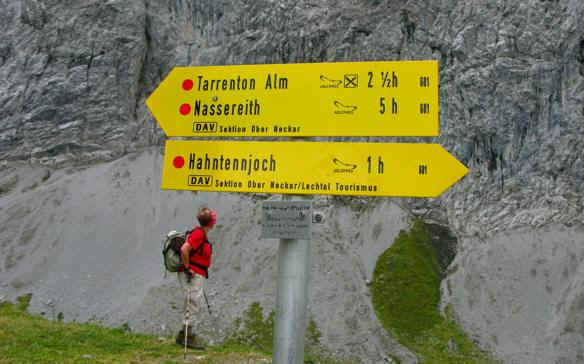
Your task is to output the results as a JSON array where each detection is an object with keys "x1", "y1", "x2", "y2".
[
  {"x1": 1, "y1": 1, "x2": 583, "y2": 363},
  {"x1": 0, "y1": 0, "x2": 174, "y2": 163}
]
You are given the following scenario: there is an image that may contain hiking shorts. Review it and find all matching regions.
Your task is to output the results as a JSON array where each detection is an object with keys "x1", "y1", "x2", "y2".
[{"x1": 177, "y1": 271, "x2": 205, "y2": 324}]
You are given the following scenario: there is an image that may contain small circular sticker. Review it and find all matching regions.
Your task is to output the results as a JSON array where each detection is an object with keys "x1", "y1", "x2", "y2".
[
  {"x1": 173, "y1": 156, "x2": 185, "y2": 169},
  {"x1": 179, "y1": 103, "x2": 191, "y2": 115},
  {"x1": 182, "y1": 79, "x2": 193, "y2": 91}
]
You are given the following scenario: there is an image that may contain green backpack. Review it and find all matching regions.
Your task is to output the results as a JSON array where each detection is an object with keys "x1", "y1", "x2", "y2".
[{"x1": 162, "y1": 230, "x2": 190, "y2": 274}]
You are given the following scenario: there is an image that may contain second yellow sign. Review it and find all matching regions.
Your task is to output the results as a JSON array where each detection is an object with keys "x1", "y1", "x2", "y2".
[{"x1": 161, "y1": 140, "x2": 467, "y2": 198}]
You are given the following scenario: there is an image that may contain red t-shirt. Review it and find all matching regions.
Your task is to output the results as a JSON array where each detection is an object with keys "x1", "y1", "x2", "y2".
[{"x1": 182, "y1": 228, "x2": 212, "y2": 277}]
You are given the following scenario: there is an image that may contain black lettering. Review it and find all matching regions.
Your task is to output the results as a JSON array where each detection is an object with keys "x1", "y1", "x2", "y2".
[
  {"x1": 188, "y1": 175, "x2": 212, "y2": 186},
  {"x1": 265, "y1": 74, "x2": 288, "y2": 90},
  {"x1": 254, "y1": 99, "x2": 260, "y2": 114},
  {"x1": 195, "y1": 76, "x2": 257, "y2": 91},
  {"x1": 204, "y1": 154, "x2": 211, "y2": 170},
  {"x1": 279, "y1": 77, "x2": 288, "y2": 89},
  {"x1": 270, "y1": 155, "x2": 276, "y2": 171},
  {"x1": 219, "y1": 155, "x2": 225, "y2": 170},
  {"x1": 193, "y1": 100, "x2": 261, "y2": 116},
  {"x1": 197, "y1": 75, "x2": 203, "y2": 91},
  {"x1": 187, "y1": 153, "x2": 276, "y2": 175},
  {"x1": 193, "y1": 122, "x2": 217, "y2": 133}
]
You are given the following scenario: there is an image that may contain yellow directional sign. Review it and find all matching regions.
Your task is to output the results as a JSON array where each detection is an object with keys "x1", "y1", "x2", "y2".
[
  {"x1": 146, "y1": 61, "x2": 438, "y2": 137},
  {"x1": 161, "y1": 140, "x2": 467, "y2": 197}
]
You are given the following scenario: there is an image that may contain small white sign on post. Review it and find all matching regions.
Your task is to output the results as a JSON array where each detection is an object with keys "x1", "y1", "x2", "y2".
[{"x1": 261, "y1": 201, "x2": 312, "y2": 240}]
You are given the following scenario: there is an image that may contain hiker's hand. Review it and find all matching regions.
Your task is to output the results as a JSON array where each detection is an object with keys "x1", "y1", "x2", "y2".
[{"x1": 185, "y1": 268, "x2": 194, "y2": 279}]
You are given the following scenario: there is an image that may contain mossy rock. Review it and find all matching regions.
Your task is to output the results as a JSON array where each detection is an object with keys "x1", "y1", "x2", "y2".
[
  {"x1": 16, "y1": 293, "x2": 32, "y2": 311},
  {"x1": 370, "y1": 219, "x2": 498, "y2": 363},
  {"x1": 225, "y1": 301, "x2": 356, "y2": 363}
]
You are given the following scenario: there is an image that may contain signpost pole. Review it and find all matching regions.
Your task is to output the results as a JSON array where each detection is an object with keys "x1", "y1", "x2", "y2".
[{"x1": 273, "y1": 195, "x2": 312, "y2": 364}]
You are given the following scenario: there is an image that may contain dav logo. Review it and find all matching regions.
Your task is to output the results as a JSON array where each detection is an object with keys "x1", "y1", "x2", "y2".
[
  {"x1": 193, "y1": 122, "x2": 217, "y2": 133},
  {"x1": 188, "y1": 175, "x2": 213, "y2": 187}
]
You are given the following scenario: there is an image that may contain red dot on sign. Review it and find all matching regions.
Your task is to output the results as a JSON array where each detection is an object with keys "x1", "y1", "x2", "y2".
[
  {"x1": 179, "y1": 103, "x2": 191, "y2": 115},
  {"x1": 182, "y1": 79, "x2": 193, "y2": 91},
  {"x1": 173, "y1": 156, "x2": 185, "y2": 169}
]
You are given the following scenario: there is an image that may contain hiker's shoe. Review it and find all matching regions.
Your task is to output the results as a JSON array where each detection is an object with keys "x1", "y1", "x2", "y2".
[{"x1": 175, "y1": 329, "x2": 205, "y2": 350}]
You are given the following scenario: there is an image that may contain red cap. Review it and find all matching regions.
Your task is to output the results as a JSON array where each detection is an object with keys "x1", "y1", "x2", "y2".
[{"x1": 207, "y1": 209, "x2": 217, "y2": 227}]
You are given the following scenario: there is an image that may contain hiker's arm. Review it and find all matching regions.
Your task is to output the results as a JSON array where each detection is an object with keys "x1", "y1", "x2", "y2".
[{"x1": 181, "y1": 243, "x2": 192, "y2": 270}]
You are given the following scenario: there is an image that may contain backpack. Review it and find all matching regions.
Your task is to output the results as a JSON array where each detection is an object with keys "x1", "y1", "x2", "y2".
[
  {"x1": 162, "y1": 230, "x2": 190, "y2": 274},
  {"x1": 162, "y1": 228, "x2": 209, "y2": 276}
]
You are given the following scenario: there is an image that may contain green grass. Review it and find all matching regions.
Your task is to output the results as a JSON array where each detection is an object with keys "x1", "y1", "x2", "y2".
[
  {"x1": 0, "y1": 299, "x2": 269, "y2": 364},
  {"x1": 0, "y1": 298, "x2": 354, "y2": 364},
  {"x1": 370, "y1": 220, "x2": 498, "y2": 364}
]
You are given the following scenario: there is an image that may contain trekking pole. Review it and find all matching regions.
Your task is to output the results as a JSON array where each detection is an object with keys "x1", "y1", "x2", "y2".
[
  {"x1": 203, "y1": 290, "x2": 212, "y2": 316},
  {"x1": 184, "y1": 271, "x2": 192, "y2": 361}
]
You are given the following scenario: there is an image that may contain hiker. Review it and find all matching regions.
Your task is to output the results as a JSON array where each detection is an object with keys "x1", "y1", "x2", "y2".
[{"x1": 176, "y1": 207, "x2": 216, "y2": 349}]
